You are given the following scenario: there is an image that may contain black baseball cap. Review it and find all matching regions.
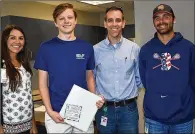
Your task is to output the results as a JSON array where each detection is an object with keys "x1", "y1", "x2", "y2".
[{"x1": 153, "y1": 4, "x2": 175, "y2": 18}]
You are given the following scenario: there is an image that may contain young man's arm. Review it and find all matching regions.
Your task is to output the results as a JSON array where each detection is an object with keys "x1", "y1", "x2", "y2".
[
  {"x1": 86, "y1": 70, "x2": 104, "y2": 109},
  {"x1": 86, "y1": 70, "x2": 96, "y2": 94},
  {"x1": 38, "y1": 70, "x2": 64, "y2": 123}
]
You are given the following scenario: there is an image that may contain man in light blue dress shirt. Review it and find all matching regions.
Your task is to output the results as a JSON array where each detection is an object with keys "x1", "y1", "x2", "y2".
[{"x1": 94, "y1": 6, "x2": 143, "y2": 134}]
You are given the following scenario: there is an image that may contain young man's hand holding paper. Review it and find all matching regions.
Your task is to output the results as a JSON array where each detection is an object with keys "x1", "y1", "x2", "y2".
[{"x1": 60, "y1": 84, "x2": 104, "y2": 132}]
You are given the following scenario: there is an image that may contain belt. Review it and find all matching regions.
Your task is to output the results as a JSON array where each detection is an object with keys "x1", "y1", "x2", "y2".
[{"x1": 105, "y1": 97, "x2": 137, "y2": 107}]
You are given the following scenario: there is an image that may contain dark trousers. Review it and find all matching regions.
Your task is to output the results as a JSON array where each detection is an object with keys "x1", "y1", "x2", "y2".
[{"x1": 95, "y1": 101, "x2": 138, "y2": 134}]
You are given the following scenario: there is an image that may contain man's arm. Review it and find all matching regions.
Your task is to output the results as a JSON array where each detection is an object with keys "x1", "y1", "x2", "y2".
[
  {"x1": 86, "y1": 70, "x2": 96, "y2": 94},
  {"x1": 86, "y1": 70, "x2": 104, "y2": 109},
  {"x1": 134, "y1": 46, "x2": 144, "y2": 89},
  {"x1": 138, "y1": 47, "x2": 146, "y2": 89},
  {"x1": 191, "y1": 45, "x2": 195, "y2": 94},
  {"x1": 38, "y1": 70, "x2": 63, "y2": 123},
  {"x1": 135, "y1": 46, "x2": 146, "y2": 133},
  {"x1": 137, "y1": 88, "x2": 145, "y2": 133},
  {"x1": 38, "y1": 70, "x2": 52, "y2": 113}
]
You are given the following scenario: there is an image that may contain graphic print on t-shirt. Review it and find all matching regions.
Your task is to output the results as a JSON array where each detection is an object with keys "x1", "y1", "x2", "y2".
[{"x1": 153, "y1": 52, "x2": 180, "y2": 71}]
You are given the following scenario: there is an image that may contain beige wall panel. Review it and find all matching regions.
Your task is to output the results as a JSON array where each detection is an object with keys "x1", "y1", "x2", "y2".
[
  {"x1": 1, "y1": 1, "x2": 54, "y2": 20},
  {"x1": 1, "y1": 1, "x2": 100, "y2": 26}
]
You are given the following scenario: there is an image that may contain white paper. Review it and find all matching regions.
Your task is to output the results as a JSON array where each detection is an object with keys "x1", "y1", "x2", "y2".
[
  {"x1": 1, "y1": 68, "x2": 7, "y2": 83},
  {"x1": 60, "y1": 84, "x2": 101, "y2": 132}
]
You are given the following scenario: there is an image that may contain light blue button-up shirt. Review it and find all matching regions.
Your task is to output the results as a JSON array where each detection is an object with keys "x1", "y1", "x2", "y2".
[{"x1": 94, "y1": 37, "x2": 143, "y2": 101}]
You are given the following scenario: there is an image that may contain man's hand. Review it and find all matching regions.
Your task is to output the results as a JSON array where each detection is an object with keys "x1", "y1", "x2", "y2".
[
  {"x1": 48, "y1": 110, "x2": 64, "y2": 123},
  {"x1": 96, "y1": 95, "x2": 105, "y2": 109}
]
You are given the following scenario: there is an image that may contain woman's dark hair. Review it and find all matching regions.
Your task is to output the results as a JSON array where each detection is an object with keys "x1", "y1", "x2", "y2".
[{"x1": 1, "y1": 25, "x2": 32, "y2": 92}]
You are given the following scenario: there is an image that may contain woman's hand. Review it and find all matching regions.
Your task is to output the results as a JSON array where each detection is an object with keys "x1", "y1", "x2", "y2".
[
  {"x1": 0, "y1": 125, "x2": 4, "y2": 134},
  {"x1": 30, "y1": 125, "x2": 38, "y2": 134}
]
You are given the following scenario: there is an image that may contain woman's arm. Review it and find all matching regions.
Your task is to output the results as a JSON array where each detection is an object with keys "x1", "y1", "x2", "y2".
[
  {"x1": 0, "y1": 125, "x2": 4, "y2": 134},
  {"x1": 30, "y1": 113, "x2": 38, "y2": 134}
]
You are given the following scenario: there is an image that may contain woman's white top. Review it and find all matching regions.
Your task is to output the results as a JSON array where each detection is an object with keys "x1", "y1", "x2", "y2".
[{"x1": 2, "y1": 65, "x2": 33, "y2": 133}]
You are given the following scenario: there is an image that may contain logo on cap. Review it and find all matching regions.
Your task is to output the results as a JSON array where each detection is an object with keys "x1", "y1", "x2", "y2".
[{"x1": 157, "y1": 5, "x2": 164, "y2": 10}]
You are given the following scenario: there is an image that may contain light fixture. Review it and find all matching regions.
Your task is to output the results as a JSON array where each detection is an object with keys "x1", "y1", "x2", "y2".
[{"x1": 79, "y1": 1, "x2": 115, "y2": 5}]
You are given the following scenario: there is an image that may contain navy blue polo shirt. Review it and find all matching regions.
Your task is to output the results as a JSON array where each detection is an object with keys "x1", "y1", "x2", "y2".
[{"x1": 34, "y1": 37, "x2": 95, "y2": 112}]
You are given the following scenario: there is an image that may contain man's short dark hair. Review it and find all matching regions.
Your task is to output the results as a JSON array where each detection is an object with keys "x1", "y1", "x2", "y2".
[{"x1": 104, "y1": 6, "x2": 124, "y2": 21}]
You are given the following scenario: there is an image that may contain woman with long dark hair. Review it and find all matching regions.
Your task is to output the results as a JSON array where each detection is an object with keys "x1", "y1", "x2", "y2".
[{"x1": 0, "y1": 25, "x2": 37, "y2": 134}]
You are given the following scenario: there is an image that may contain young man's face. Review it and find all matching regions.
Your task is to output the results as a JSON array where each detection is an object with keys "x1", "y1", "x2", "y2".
[
  {"x1": 153, "y1": 12, "x2": 175, "y2": 35},
  {"x1": 104, "y1": 10, "x2": 125, "y2": 39},
  {"x1": 55, "y1": 8, "x2": 77, "y2": 35}
]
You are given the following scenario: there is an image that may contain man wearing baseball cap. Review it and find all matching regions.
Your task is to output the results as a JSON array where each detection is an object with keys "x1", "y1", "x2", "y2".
[{"x1": 139, "y1": 4, "x2": 195, "y2": 133}]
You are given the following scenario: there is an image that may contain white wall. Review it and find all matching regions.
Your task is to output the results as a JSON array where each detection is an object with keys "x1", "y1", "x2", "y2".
[{"x1": 134, "y1": 1, "x2": 194, "y2": 46}]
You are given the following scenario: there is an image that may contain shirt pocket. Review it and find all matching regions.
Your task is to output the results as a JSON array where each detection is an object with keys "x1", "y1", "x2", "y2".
[{"x1": 125, "y1": 58, "x2": 135, "y2": 75}]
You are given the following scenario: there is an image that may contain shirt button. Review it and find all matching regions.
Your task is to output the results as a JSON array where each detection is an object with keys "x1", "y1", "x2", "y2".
[{"x1": 115, "y1": 70, "x2": 118, "y2": 73}]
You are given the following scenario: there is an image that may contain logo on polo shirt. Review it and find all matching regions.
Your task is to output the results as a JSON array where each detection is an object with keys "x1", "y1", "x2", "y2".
[{"x1": 76, "y1": 54, "x2": 85, "y2": 59}]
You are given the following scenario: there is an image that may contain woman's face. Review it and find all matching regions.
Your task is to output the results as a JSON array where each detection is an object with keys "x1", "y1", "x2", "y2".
[{"x1": 7, "y1": 29, "x2": 25, "y2": 55}]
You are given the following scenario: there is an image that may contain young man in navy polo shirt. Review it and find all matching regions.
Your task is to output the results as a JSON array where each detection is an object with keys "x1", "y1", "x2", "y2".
[{"x1": 34, "y1": 3, "x2": 104, "y2": 133}]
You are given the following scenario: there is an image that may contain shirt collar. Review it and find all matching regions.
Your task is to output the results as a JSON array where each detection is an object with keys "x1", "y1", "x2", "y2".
[{"x1": 104, "y1": 36, "x2": 123, "y2": 47}]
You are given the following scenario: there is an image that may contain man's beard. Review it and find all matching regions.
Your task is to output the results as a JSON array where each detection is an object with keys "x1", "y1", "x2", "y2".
[{"x1": 156, "y1": 23, "x2": 173, "y2": 35}]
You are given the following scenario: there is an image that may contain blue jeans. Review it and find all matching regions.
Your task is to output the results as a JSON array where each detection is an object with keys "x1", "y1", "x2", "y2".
[
  {"x1": 145, "y1": 118, "x2": 193, "y2": 134},
  {"x1": 95, "y1": 101, "x2": 138, "y2": 134}
]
